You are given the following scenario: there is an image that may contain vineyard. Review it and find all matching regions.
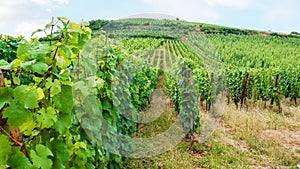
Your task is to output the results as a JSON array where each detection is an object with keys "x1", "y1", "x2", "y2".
[{"x1": 0, "y1": 17, "x2": 299, "y2": 168}]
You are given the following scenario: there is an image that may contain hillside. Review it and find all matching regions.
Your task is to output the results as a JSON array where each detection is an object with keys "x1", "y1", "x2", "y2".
[
  {"x1": 0, "y1": 17, "x2": 299, "y2": 169},
  {"x1": 89, "y1": 18, "x2": 300, "y2": 38}
]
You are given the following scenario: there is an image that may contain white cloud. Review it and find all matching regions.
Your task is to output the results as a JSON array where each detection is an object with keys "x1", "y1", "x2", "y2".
[
  {"x1": 263, "y1": 7, "x2": 297, "y2": 24},
  {"x1": 0, "y1": 0, "x2": 69, "y2": 37},
  {"x1": 30, "y1": 0, "x2": 51, "y2": 6},
  {"x1": 258, "y1": 0, "x2": 300, "y2": 32},
  {"x1": 30, "y1": 0, "x2": 69, "y2": 13},
  {"x1": 141, "y1": 0, "x2": 220, "y2": 22},
  {"x1": 15, "y1": 22, "x2": 45, "y2": 39},
  {"x1": 0, "y1": 0, "x2": 26, "y2": 19},
  {"x1": 30, "y1": 0, "x2": 69, "y2": 6},
  {"x1": 203, "y1": 0, "x2": 254, "y2": 9},
  {"x1": 54, "y1": 0, "x2": 69, "y2": 4},
  {"x1": 260, "y1": 5, "x2": 299, "y2": 33}
]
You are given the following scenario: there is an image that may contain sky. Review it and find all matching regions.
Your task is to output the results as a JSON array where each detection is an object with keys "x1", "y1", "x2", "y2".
[{"x1": 0, "y1": 0, "x2": 300, "y2": 37}]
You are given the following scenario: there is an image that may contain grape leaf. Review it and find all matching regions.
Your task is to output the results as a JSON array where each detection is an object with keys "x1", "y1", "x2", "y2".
[
  {"x1": 20, "y1": 60, "x2": 36, "y2": 70},
  {"x1": 36, "y1": 107, "x2": 57, "y2": 129},
  {"x1": 56, "y1": 55, "x2": 71, "y2": 69},
  {"x1": 36, "y1": 88, "x2": 44, "y2": 100},
  {"x1": 47, "y1": 140, "x2": 69, "y2": 169},
  {"x1": 13, "y1": 85, "x2": 39, "y2": 109},
  {"x1": 0, "y1": 135, "x2": 12, "y2": 165},
  {"x1": 0, "y1": 87, "x2": 12, "y2": 108},
  {"x1": 30, "y1": 144, "x2": 53, "y2": 169},
  {"x1": 3, "y1": 102, "x2": 31, "y2": 128},
  {"x1": 0, "y1": 60, "x2": 9, "y2": 66},
  {"x1": 54, "y1": 113, "x2": 71, "y2": 134},
  {"x1": 31, "y1": 62, "x2": 49, "y2": 74},
  {"x1": 53, "y1": 85, "x2": 73, "y2": 114},
  {"x1": 17, "y1": 43, "x2": 30, "y2": 61},
  {"x1": 0, "y1": 61, "x2": 14, "y2": 70},
  {"x1": 7, "y1": 147, "x2": 32, "y2": 169},
  {"x1": 46, "y1": 79, "x2": 61, "y2": 97},
  {"x1": 12, "y1": 75, "x2": 21, "y2": 85},
  {"x1": 29, "y1": 43, "x2": 51, "y2": 62}
]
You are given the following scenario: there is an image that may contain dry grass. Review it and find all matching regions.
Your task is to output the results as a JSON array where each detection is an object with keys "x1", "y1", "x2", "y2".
[{"x1": 220, "y1": 103, "x2": 300, "y2": 168}]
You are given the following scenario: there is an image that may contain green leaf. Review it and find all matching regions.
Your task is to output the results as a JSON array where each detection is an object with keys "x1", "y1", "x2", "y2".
[
  {"x1": 69, "y1": 32, "x2": 79, "y2": 44},
  {"x1": 12, "y1": 75, "x2": 21, "y2": 85},
  {"x1": 56, "y1": 55, "x2": 71, "y2": 69},
  {"x1": 0, "y1": 60, "x2": 9, "y2": 67},
  {"x1": 30, "y1": 144, "x2": 53, "y2": 169},
  {"x1": 3, "y1": 102, "x2": 31, "y2": 128},
  {"x1": 37, "y1": 88, "x2": 44, "y2": 100},
  {"x1": 51, "y1": 79, "x2": 61, "y2": 97},
  {"x1": 36, "y1": 107, "x2": 57, "y2": 129},
  {"x1": 54, "y1": 113, "x2": 71, "y2": 134},
  {"x1": 57, "y1": 16, "x2": 68, "y2": 21},
  {"x1": 53, "y1": 85, "x2": 73, "y2": 114},
  {"x1": 69, "y1": 23, "x2": 81, "y2": 32},
  {"x1": 31, "y1": 29, "x2": 44, "y2": 37},
  {"x1": 0, "y1": 135, "x2": 12, "y2": 165},
  {"x1": 20, "y1": 60, "x2": 36, "y2": 70},
  {"x1": 17, "y1": 43, "x2": 30, "y2": 61},
  {"x1": 19, "y1": 120, "x2": 36, "y2": 136},
  {"x1": 46, "y1": 79, "x2": 61, "y2": 97},
  {"x1": 31, "y1": 62, "x2": 48, "y2": 74},
  {"x1": 102, "y1": 98, "x2": 112, "y2": 111},
  {"x1": 29, "y1": 43, "x2": 51, "y2": 61},
  {"x1": 47, "y1": 140, "x2": 69, "y2": 169},
  {"x1": 0, "y1": 87, "x2": 12, "y2": 107},
  {"x1": 7, "y1": 147, "x2": 32, "y2": 169},
  {"x1": 0, "y1": 61, "x2": 14, "y2": 70},
  {"x1": 13, "y1": 85, "x2": 39, "y2": 109}
]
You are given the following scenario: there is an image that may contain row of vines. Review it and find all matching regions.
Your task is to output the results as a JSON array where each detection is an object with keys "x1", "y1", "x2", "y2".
[{"x1": 226, "y1": 66, "x2": 300, "y2": 110}]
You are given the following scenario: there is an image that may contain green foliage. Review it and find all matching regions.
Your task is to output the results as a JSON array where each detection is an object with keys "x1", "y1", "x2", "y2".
[
  {"x1": 208, "y1": 34, "x2": 300, "y2": 68},
  {"x1": 130, "y1": 65, "x2": 159, "y2": 111},
  {"x1": 193, "y1": 68, "x2": 212, "y2": 103},
  {"x1": 89, "y1": 19, "x2": 110, "y2": 31},
  {"x1": 165, "y1": 59, "x2": 200, "y2": 133},
  {"x1": 30, "y1": 144, "x2": 53, "y2": 169},
  {"x1": 0, "y1": 35, "x2": 23, "y2": 63},
  {"x1": 0, "y1": 17, "x2": 161, "y2": 169},
  {"x1": 0, "y1": 135, "x2": 12, "y2": 166},
  {"x1": 225, "y1": 66, "x2": 248, "y2": 105},
  {"x1": 225, "y1": 66, "x2": 300, "y2": 107},
  {"x1": 0, "y1": 17, "x2": 118, "y2": 169},
  {"x1": 7, "y1": 147, "x2": 33, "y2": 169}
]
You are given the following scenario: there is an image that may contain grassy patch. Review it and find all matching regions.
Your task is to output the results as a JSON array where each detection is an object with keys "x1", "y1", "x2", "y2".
[
  {"x1": 194, "y1": 140, "x2": 249, "y2": 168},
  {"x1": 122, "y1": 145, "x2": 196, "y2": 169}
]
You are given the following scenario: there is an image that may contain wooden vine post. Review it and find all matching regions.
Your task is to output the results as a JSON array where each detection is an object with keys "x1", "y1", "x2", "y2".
[
  {"x1": 208, "y1": 72, "x2": 214, "y2": 111},
  {"x1": 270, "y1": 74, "x2": 282, "y2": 113},
  {"x1": 0, "y1": 69, "x2": 4, "y2": 87},
  {"x1": 240, "y1": 73, "x2": 249, "y2": 110}
]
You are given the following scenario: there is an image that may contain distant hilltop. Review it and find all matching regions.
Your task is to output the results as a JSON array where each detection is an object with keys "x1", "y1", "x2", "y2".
[{"x1": 124, "y1": 13, "x2": 180, "y2": 20}]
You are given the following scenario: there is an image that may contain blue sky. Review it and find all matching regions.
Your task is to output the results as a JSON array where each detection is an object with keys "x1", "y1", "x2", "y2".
[{"x1": 0, "y1": 0, "x2": 300, "y2": 37}]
